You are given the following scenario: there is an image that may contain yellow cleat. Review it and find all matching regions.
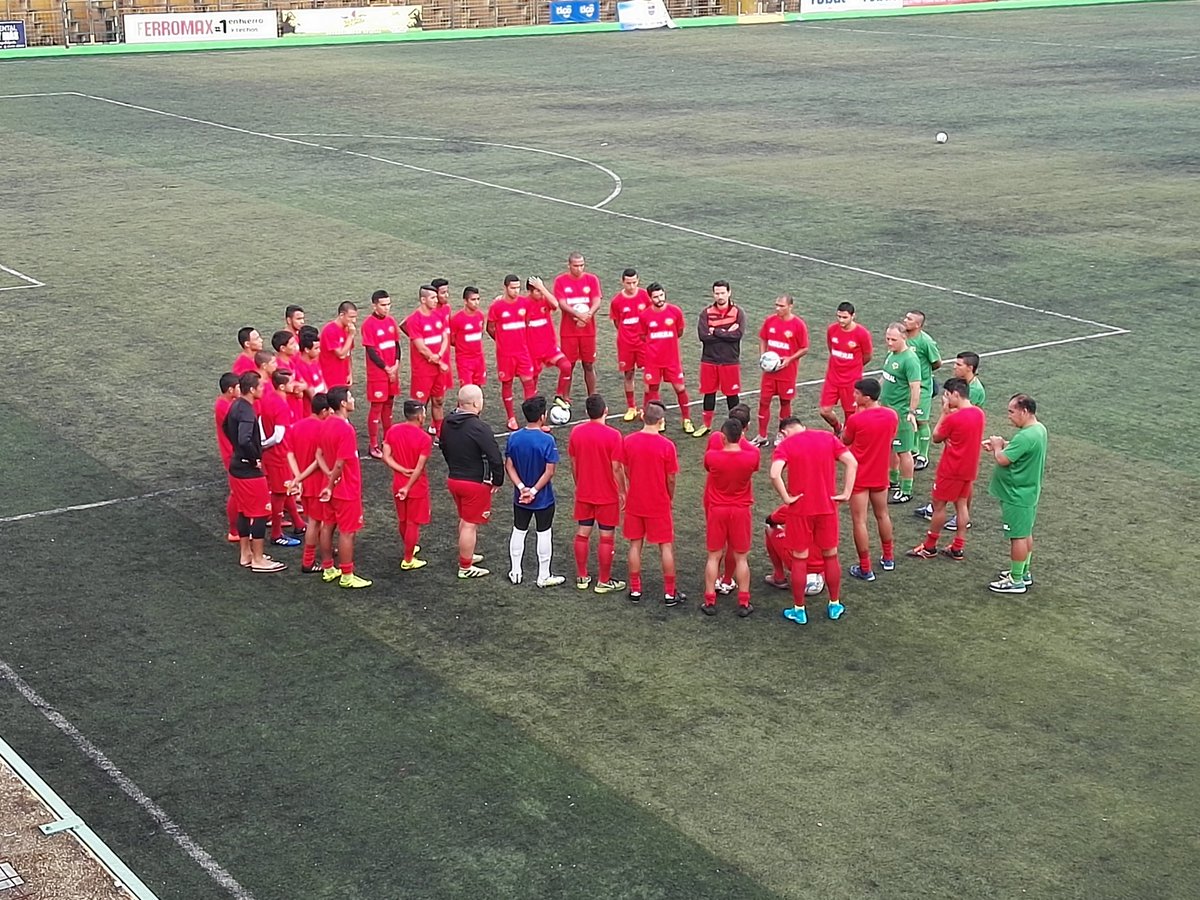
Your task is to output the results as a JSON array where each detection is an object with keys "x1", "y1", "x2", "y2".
[
  {"x1": 339, "y1": 573, "x2": 373, "y2": 589},
  {"x1": 622, "y1": 407, "x2": 639, "y2": 422},
  {"x1": 682, "y1": 419, "x2": 695, "y2": 434},
  {"x1": 400, "y1": 557, "x2": 428, "y2": 571},
  {"x1": 321, "y1": 567, "x2": 343, "y2": 583}
]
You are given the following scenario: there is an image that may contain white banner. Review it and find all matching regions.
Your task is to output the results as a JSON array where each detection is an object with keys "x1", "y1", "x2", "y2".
[
  {"x1": 799, "y1": 0, "x2": 902, "y2": 11},
  {"x1": 124, "y1": 11, "x2": 276, "y2": 43},
  {"x1": 280, "y1": 6, "x2": 422, "y2": 36},
  {"x1": 616, "y1": 0, "x2": 677, "y2": 29}
]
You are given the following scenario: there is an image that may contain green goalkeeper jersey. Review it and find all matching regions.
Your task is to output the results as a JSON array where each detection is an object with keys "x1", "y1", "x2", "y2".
[
  {"x1": 968, "y1": 377, "x2": 986, "y2": 407},
  {"x1": 880, "y1": 349, "x2": 921, "y2": 413},
  {"x1": 988, "y1": 422, "x2": 1048, "y2": 507},
  {"x1": 907, "y1": 331, "x2": 941, "y2": 394}
]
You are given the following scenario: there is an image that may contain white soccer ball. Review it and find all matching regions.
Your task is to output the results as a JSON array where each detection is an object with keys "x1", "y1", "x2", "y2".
[
  {"x1": 935, "y1": 131, "x2": 948, "y2": 144},
  {"x1": 759, "y1": 351, "x2": 783, "y2": 373},
  {"x1": 548, "y1": 404, "x2": 571, "y2": 426}
]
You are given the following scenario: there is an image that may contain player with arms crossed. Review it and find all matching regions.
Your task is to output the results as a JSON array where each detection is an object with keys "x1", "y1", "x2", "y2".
[
  {"x1": 879, "y1": 323, "x2": 922, "y2": 504},
  {"x1": 902, "y1": 309, "x2": 942, "y2": 471},
  {"x1": 568, "y1": 393, "x2": 627, "y2": 594},
  {"x1": 382, "y1": 399, "x2": 433, "y2": 572},
  {"x1": 695, "y1": 280, "x2": 745, "y2": 438},
  {"x1": 487, "y1": 275, "x2": 537, "y2": 432},
  {"x1": 701, "y1": 417, "x2": 761, "y2": 617},
  {"x1": 525, "y1": 276, "x2": 574, "y2": 411},
  {"x1": 554, "y1": 252, "x2": 603, "y2": 403},
  {"x1": 623, "y1": 402, "x2": 684, "y2": 607},
  {"x1": 984, "y1": 394, "x2": 1047, "y2": 594},
  {"x1": 450, "y1": 286, "x2": 488, "y2": 388},
  {"x1": 504, "y1": 396, "x2": 565, "y2": 587},
  {"x1": 319, "y1": 301, "x2": 358, "y2": 390},
  {"x1": 316, "y1": 387, "x2": 372, "y2": 589},
  {"x1": 639, "y1": 282, "x2": 694, "y2": 433},
  {"x1": 609, "y1": 268, "x2": 651, "y2": 421},
  {"x1": 820, "y1": 302, "x2": 874, "y2": 435},
  {"x1": 361, "y1": 290, "x2": 401, "y2": 458},
  {"x1": 754, "y1": 293, "x2": 809, "y2": 447},
  {"x1": 404, "y1": 285, "x2": 452, "y2": 443},
  {"x1": 441, "y1": 384, "x2": 504, "y2": 578},
  {"x1": 842, "y1": 378, "x2": 898, "y2": 581}
]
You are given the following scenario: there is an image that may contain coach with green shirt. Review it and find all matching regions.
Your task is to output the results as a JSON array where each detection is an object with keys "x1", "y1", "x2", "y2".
[{"x1": 984, "y1": 393, "x2": 1047, "y2": 595}]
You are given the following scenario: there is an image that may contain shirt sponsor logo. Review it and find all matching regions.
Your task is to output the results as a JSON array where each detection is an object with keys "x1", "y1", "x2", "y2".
[
  {"x1": 831, "y1": 349, "x2": 855, "y2": 361},
  {"x1": 768, "y1": 339, "x2": 790, "y2": 351},
  {"x1": 378, "y1": 340, "x2": 396, "y2": 350},
  {"x1": 622, "y1": 316, "x2": 640, "y2": 325},
  {"x1": 528, "y1": 318, "x2": 549, "y2": 328},
  {"x1": 501, "y1": 322, "x2": 526, "y2": 331},
  {"x1": 464, "y1": 332, "x2": 483, "y2": 342},
  {"x1": 649, "y1": 330, "x2": 674, "y2": 340}
]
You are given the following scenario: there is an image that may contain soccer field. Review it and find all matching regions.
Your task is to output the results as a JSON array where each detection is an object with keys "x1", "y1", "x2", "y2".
[{"x1": 1, "y1": 5, "x2": 1199, "y2": 898}]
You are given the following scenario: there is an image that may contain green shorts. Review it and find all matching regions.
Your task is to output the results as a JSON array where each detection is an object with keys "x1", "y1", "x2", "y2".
[
  {"x1": 915, "y1": 388, "x2": 932, "y2": 421},
  {"x1": 891, "y1": 415, "x2": 917, "y2": 454},
  {"x1": 999, "y1": 503, "x2": 1038, "y2": 540}
]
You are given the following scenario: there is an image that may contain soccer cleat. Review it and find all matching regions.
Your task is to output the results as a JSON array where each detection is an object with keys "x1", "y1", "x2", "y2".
[
  {"x1": 628, "y1": 589, "x2": 643, "y2": 603},
  {"x1": 537, "y1": 575, "x2": 566, "y2": 588},
  {"x1": 782, "y1": 606, "x2": 808, "y2": 625},
  {"x1": 368, "y1": 447, "x2": 383, "y2": 460},
  {"x1": 888, "y1": 490, "x2": 913, "y2": 505},
  {"x1": 272, "y1": 535, "x2": 302, "y2": 547},
  {"x1": 907, "y1": 544, "x2": 938, "y2": 560},
  {"x1": 763, "y1": 574, "x2": 790, "y2": 590},
  {"x1": 691, "y1": 425, "x2": 710, "y2": 438},
  {"x1": 681, "y1": 419, "x2": 695, "y2": 435},
  {"x1": 400, "y1": 557, "x2": 428, "y2": 571},
  {"x1": 506, "y1": 417, "x2": 519, "y2": 432},
  {"x1": 804, "y1": 574, "x2": 825, "y2": 597},
  {"x1": 849, "y1": 564, "x2": 876, "y2": 582},
  {"x1": 553, "y1": 395, "x2": 570, "y2": 410},
  {"x1": 889, "y1": 480, "x2": 900, "y2": 492},
  {"x1": 321, "y1": 567, "x2": 343, "y2": 583},
  {"x1": 622, "y1": 407, "x2": 639, "y2": 422},
  {"x1": 301, "y1": 563, "x2": 325, "y2": 574},
  {"x1": 715, "y1": 578, "x2": 735, "y2": 596},
  {"x1": 880, "y1": 557, "x2": 896, "y2": 572},
  {"x1": 594, "y1": 579, "x2": 626, "y2": 594},
  {"x1": 339, "y1": 573, "x2": 373, "y2": 589},
  {"x1": 458, "y1": 564, "x2": 491, "y2": 578},
  {"x1": 999, "y1": 569, "x2": 1034, "y2": 586},
  {"x1": 576, "y1": 575, "x2": 592, "y2": 591},
  {"x1": 940, "y1": 547, "x2": 965, "y2": 562},
  {"x1": 913, "y1": 454, "x2": 929, "y2": 471},
  {"x1": 945, "y1": 515, "x2": 972, "y2": 532},
  {"x1": 471, "y1": 552, "x2": 484, "y2": 564},
  {"x1": 508, "y1": 571, "x2": 523, "y2": 585},
  {"x1": 827, "y1": 601, "x2": 846, "y2": 621},
  {"x1": 988, "y1": 575, "x2": 1028, "y2": 594},
  {"x1": 663, "y1": 591, "x2": 687, "y2": 608},
  {"x1": 915, "y1": 503, "x2": 934, "y2": 520},
  {"x1": 736, "y1": 603, "x2": 754, "y2": 618},
  {"x1": 701, "y1": 602, "x2": 718, "y2": 616},
  {"x1": 750, "y1": 435, "x2": 770, "y2": 448}
]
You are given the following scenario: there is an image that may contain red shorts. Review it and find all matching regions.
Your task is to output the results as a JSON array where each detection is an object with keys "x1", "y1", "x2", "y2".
[
  {"x1": 617, "y1": 339, "x2": 644, "y2": 373},
  {"x1": 229, "y1": 474, "x2": 271, "y2": 519},
  {"x1": 574, "y1": 499, "x2": 620, "y2": 528},
  {"x1": 448, "y1": 478, "x2": 494, "y2": 525},
  {"x1": 410, "y1": 365, "x2": 447, "y2": 402},
  {"x1": 303, "y1": 494, "x2": 333, "y2": 524},
  {"x1": 456, "y1": 357, "x2": 487, "y2": 387},
  {"x1": 329, "y1": 496, "x2": 364, "y2": 533},
  {"x1": 263, "y1": 457, "x2": 291, "y2": 494},
  {"x1": 932, "y1": 477, "x2": 973, "y2": 503},
  {"x1": 393, "y1": 493, "x2": 431, "y2": 526},
  {"x1": 706, "y1": 505, "x2": 752, "y2": 554},
  {"x1": 366, "y1": 375, "x2": 400, "y2": 403},
  {"x1": 853, "y1": 483, "x2": 889, "y2": 495},
  {"x1": 699, "y1": 362, "x2": 742, "y2": 396},
  {"x1": 760, "y1": 371, "x2": 797, "y2": 400},
  {"x1": 820, "y1": 381, "x2": 855, "y2": 412},
  {"x1": 496, "y1": 351, "x2": 533, "y2": 383},
  {"x1": 623, "y1": 511, "x2": 673, "y2": 544},
  {"x1": 562, "y1": 333, "x2": 596, "y2": 365},
  {"x1": 785, "y1": 510, "x2": 839, "y2": 553},
  {"x1": 531, "y1": 349, "x2": 566, "y2": 370},
  {"x1": 643, "y1": 365, "x2": 684, "y2": 387}
]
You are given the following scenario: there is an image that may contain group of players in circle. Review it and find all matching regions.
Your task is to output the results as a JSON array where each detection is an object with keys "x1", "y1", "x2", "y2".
[{"x1": 214, "y1": 252, "x2": 1048, "y2": 620}]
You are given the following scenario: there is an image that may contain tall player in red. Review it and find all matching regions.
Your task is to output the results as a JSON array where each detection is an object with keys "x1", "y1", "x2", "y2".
[
  {"x1": 486, "y1": 275, "x2": 537, "y2": 431},
  {"x1": 553, "y1": 252, "x2": 602, "y2": 403},
  {"x1": 286, "y1": 392, "x2": 332, "y2": 574},
  {"x1": 623, "y1": 402, "x2": 684, "y2": 607},
  {"x1": 639, "y1": 282, "x2": 694, "y2": 433},
  {"x1": 701, "y1": 417, "x2": 760, "y2": 617},
  {"x1": 525, "y1": 276, "x2": 573, "y2": 410},
  {"x1": 820, "y1": 301, "x2": 873, "y2": 435},
  {"x1": 842, "y1": 379, "x2": 898, "y2": 582},
  {"x1": 567, "y1": 393, "x2": 627, "y2": 594},
  {"x1": 609, "y1": 268, "x2": 650, "y2": 421},
  {"x1": 430, "y1": 278, "x2": 455, "y2": 407},
  {"x1": 404, "y1": 285, "x2": 451, "y2": 442},
  {"x1": 770, "y1": 417, "x2": 858, "y2": 624},
  {"x1": 319, "y1": 301, "x2": 358, "y2": 390},
  {"x1": 360, "y1": 290, "x2": 401, "y2": 458},
  {"x1": 450, "y1": 286, "x2": 487, "y2": 387},
  {"x1": 316, "y1": 386, "x2": 371, "y2": 589},
  {"x1": 383, "y1": 399, "x2": 434, "y2": 571},
  {"x1": 754, "y1": 293, "x2": 809, "y2": 447},
  {"x1": 232, "y1": 327, "x2": 263, "y2": 376},
  {"x1": 214, "y1": 372, "x2": 240, "y2": 543}
]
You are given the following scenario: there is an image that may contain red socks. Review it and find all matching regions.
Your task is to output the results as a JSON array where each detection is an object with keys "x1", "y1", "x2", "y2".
[
  {"x1": 501, "y1": 382, "x2": 515, "y2": 419},
  {"x1": 402, "y1": 521, "x2": 421, "y2": 561},
  {"x1": 676, "y1": 389, "x2": 691, "y2": 420},
  {"x1": 598, "y1": 532, "x2": 615, "y2": 583},
  {"x1": 823, "y1": 554, "x2": 841, "y2": 602},
  {"x1": 624, "y1": 389, "x2": 635, "y2": 409},
  {"x1": 788, "y1": 556, "x2": 807, "y2": 605},
  {"x1": 574, "y1": 534, "x2": 590, "y2": 579}
]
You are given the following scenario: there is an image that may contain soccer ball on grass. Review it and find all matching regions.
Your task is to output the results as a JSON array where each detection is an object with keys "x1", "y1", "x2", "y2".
[{"x1": 548, "y1": 404, "x2": 572, "y2": 426}]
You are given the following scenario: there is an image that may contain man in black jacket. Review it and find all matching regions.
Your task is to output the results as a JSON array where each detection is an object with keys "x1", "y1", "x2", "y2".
[
  {"x1": 441, "y1": 383, "x2": 503, "y2": 578},
  {"x1": 694, "y1": 280, "x2": 745, "y2": 439},
  {"x1": 224, "y1": 372, "x2": 286, "y2": 573}
]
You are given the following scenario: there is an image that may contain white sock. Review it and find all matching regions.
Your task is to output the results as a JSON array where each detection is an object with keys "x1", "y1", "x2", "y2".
[
  {"x1": 536, "y1": 528, "x2": 553, "y2": 581},
  {"x1": 509, "y1": 528, "x2": 527, "y2": 580}
]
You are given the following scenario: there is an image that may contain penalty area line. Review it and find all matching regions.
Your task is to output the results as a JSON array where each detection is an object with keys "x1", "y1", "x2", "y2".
[{"x1": 0, "y1": 660, "x2": 258, "y2": 900}]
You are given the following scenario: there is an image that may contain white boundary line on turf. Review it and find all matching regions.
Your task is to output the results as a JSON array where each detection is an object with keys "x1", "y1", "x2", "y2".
[
  {"x1": 274, "y1": 132, "x2": 623, "y2": 209},
  {"x1": 0, "y1": 91, "x2": 1129, "y2": 336},
  {"x1": 0, "y1": 660, "x2": 258, "y2": 900},
  {"x1": 0, "y1": 262, "x2": 45, "y2": 292},
  {"x1": 0, "y1": 481, "x2": 219, "y2": 525}
]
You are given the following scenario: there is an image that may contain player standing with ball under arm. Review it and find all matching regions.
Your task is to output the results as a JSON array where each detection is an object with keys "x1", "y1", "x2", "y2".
[{"x1": 754, "y1": 293, "x2": 808, "y2": 447}]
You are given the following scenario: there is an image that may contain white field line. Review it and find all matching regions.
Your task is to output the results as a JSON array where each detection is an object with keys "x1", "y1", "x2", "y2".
[
  {"x1": 798, "y1": 23, "x2": 1200, "y2": 56},
  {"x1": 0, "y1": 91, "x2": 78, "y2": 99},
  {"x1": 0, "y1": 481, "x2": 219, "y2": 525},
  {"x1": 12, "y1": 92, "x2": 1127, "y2": 335},
  {"x1": 274, "y1": 132, "x2": 623, "y2": 209},
  {"x1": 0, "y1": 660, "x2": 258, "y2": 900},
  {"x1": 0, "y1": 263, "x2": 45, "y2": 289}
]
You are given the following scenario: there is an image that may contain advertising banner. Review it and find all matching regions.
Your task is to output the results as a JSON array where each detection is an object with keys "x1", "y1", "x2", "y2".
[
  {"x1": 125, "y1": 11, "x2": 276, "y2": 43},
  {"x1": 616, "y1": 0, "x2": 677, "y2": 29},
  {"x1": 800, "y1": 0, "x2": 901, "y2": 10},
  {"x1": 901, "y1": 0, "x2": 990, "y2": 6},
  {"x1": 280, "y1": 6, "x2": 422, "y2": 36},
  {"x1": 1, "y1": 20, "x2": 27, "y2": 49},
  {"x1": 549, "y1": 0, "x2": 601, "y2": 23}
]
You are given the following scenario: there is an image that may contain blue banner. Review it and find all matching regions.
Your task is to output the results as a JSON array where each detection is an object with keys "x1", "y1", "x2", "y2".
[
  {"x1": 549, "y1": 1, "x2": 600, "y2": 23},
  {"x1": 0, "y1": 20, "x2": 27, "y2": 49}
]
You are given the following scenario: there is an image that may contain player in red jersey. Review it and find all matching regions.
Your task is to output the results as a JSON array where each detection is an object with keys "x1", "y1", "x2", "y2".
[
  {"x1": 404, "y1": 284, "x2": 452, "y2": 443},
  {"x1": 316, "y1": 387, "x2": 371, "y2": 589},
  {"x1": 450, "y1": 286, "x2": 488, "y2": 388},
  {"x1": 286, "y1": 391, "x2": 332, "y2": 574},
  {"x1": 554, "y1": 252, "x2": 603, "y2": 402},
  {"x1": 486, "y1": 275, "x2": 537, "y2": 431},
  {"x1": 755, "y1": 293, "x2": 809, "y2": 447},
  {"x1": 260, "y1": 368, "x2": 305, "y2": 547},
  {"x1": 319, "y1": 301, "x2": 358, "y2": 390},
  {"x1": 430, "y1": 278, "x2": 455, "y2": 401},
  {"x1": 842, "y1": 379, "x2": 898, "y2": 582},
  {"x1": 907, "y1": 377, "x2": 987, "y2": 561},
  {"x1": 704, "y1": 404, "x2": 753, "y2": 594},
  {"x1": 622, "y1": 402, "x2": 684, "y2": 607},
  {"x1": 763, "y1": 505, "x2": 828, "y2": 595},
  {"x1": 524, "y1": 276, "x2": 574, "y2": 411},
  {"x1": 770, "y1": 417, "x2": 858, "y2": 624},
  {"x1": 214, "y1": 372, "x2": 240, "y2": 543},
  {"x1": 232, "y1": 327, "x2": 263, "y2": 376},
  {"x1": 696, "y1": 280, "x2": 746, "y2": 438},
  {"x1": 567, "y1": 393, "x2": 627, "y2": 594},
  {"x1": 701, "y1": 418, "x2": 760, "y2": 617},
  {"x1": 271, "y1": 330, "x2": 307, "y2": 420},
  {"x1": 639, "y1": 282, "x2": 694, "y2": 434},
  {"x1": 284, "y1": 305, "x2": 306, "y2": 341},
  {"x1": 820, "y1": 301, "x2": 874, "y2": 434},
  {"x1": 383, "y1": 399, "x2": 434, "y2": 571},
  {"x1": 291, "y1": 326, "x2": 327, "y2": 418},
  {"x1": 360, "y1": 290, "x2": 401, "y2": 459},
  {"x1": 609, "y1": 268, "x2": 651, "y2": 421}
]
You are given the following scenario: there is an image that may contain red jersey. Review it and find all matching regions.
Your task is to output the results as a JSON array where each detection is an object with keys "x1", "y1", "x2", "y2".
[
  {"x1": 703, "y1": 446, "x2": 760, "y2": 507},
  {"x1": 404, "y1": 308, "x2": 446, "y2": 377},
  {"x1": 259, "y1": 387, "x2": 294, "y2": 467},
  {"x1": 319, "y1": 321, "x2": 354, "y2": 388},
  {"x1": 319, "y1": 416, "x2": 361, "y2": 503},
  {"x1": 384, "y1": 422, "x2": 433, "y2": 499},
  {"x1": 639, "y1": 304, "x2": 685, "y2": 369},
  {"x1": 288, "y1": 415, "x2": 326, "y2": 497},
  {"x1": 705, "y1": 432, "x2": 755, "y2": 453},
  {"x1": 567, "y1": 419, "x2": 624, "y2": 505},
  {"x1": 361, "y1": 313, "x2": 400, "y2": 380},
  {"x1": 610, "y1": 290, "x2": 650, "y2": 347},
  {"x1": 554, "y1": 271, "x2": 602, "y2": 338},
  {"x1": 231, "y1": 354, "x2": 257, "y2": 376},
  {"x1": 842, "y1": 404, "x2": 898, "y2": 489},
  {"x1": 934, "y1": 405, "x2": 986, "y2": 481},
  {"x1": 487, "y1": 296, "x2": 533, "y2": 358},
  {"x1": 525, "y1": 295, "x2": 560, "y2": 358},
  {"x1": 291, "y1": 356, "x2": 327, "y2": 417},
  {"x1": 436, "y1": 305, "x2": 452, "y2": 365},
  {"x1": 773, "y1": 429, "x2": 847, "y2": 515},
  {"x1": 214, "y1": 396, "x2": 233, "y2": 468},
  {"x1": 450, "y1": 309, "x2": 487, "y2": 361},
  {"x1": 760, "y1": 314, "x2": 809, "y2": 378},
  {"x1": 622, "y1": 430, "x2": 678, "y2": 518},
  {"x1": 825, "y1": 323, "x2": 873, "y2": 387}
]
